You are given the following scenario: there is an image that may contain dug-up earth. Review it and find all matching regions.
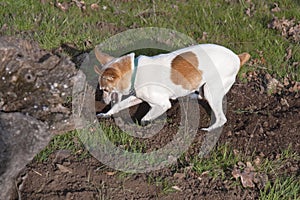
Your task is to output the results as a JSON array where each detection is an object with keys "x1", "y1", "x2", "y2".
[{"x1": 17, "y1": 68, "x2": 300, "y2": 199}]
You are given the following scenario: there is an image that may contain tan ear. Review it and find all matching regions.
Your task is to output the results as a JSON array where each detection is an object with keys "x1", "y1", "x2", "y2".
[
  {"x1": 95, "y1": 47, "x2": 114, "y2": 65},
  {"x1": 94, "y1": 65, "x2": 102, "y2": 75}
]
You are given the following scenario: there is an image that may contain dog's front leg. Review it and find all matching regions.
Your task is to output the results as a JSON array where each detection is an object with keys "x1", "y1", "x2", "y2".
[
  {"x1": 141, "y1": 100, "x2": 171, "y2": 125},
  {"x1": 97, "y1": 96, "x2": 143, "y2": 118}
]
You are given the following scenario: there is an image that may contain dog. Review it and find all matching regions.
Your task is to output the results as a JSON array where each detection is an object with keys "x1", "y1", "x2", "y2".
[{"x1": 94, "y1": 44, "x2": 250, "y2": 131}]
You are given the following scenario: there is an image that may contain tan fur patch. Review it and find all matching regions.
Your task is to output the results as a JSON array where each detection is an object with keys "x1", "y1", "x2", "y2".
[
  {"x1": 238, "y1": 53, "x2": 251, "y2": 67},
  {"x1": 171, "y1": 52, "x2": 202, "y2": 90},
  {"x1": 95, "y1": 48, "x2": 115, "y2": 65},
  {"x1": 100, "y1": 68, "x2": 119, "y2": 92},
  {"x1": 100, "y1": 55, "x2": 132, "y2": 92}
]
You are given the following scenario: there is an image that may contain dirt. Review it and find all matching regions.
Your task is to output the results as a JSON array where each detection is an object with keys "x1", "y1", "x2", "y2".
[{"x1": 16, "y1": 69, "x2": 300, "y2": 200}]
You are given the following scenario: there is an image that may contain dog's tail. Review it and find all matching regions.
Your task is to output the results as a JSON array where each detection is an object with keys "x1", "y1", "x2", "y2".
[{"x1": 238, "y1": 53, "x2": 251, "y2": 67}]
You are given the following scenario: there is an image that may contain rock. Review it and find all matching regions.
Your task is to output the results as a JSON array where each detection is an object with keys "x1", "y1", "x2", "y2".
[
  {"x1": 0, "y1": 112, "x2": 51, "y2": 200},
  {"x1": 0, "y1": 36, "x2": 77, "y2": 134},
  {"x1": 0, "y1": 36, "x2": 78, "y2": 199}
]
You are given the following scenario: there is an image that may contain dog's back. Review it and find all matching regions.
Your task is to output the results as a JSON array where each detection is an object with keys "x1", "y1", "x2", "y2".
[{"x1": 135, "y1": 44, "x2": 243, "y2": 97}]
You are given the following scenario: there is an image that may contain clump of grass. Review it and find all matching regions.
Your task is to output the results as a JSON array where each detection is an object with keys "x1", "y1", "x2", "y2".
[
  {"x1": 192, "y1": 144, "x2": 239, "y2": 180},
  {"x1": 258, "y1": 147, "x2": 300, "y2": 175},
  {"x1": 79, "y1": 122, "x2": 145, "y2": 153},
  {"x1": 147, "y1": 176, "x2": 175, "y2": 195},
  {"x1": 34, "y1": 130, "x2": 87, "y2": 162},
  {"x1": 35, "y1": 122, "x2": 146, "y2": 163},
  {"x1": 259, "y1": 176, "x2": 300, "y2": 200}
]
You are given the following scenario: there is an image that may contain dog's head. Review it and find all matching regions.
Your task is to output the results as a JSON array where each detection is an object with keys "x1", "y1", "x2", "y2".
[{"x1": 94, "y1": 48, "x2": 135, "y2": 104}]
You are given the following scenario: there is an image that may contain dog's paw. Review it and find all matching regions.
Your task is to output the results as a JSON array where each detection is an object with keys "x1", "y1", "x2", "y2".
[
  {"x1": 201, "y1": 127, "x2": 209, "y2": 132},
  {"x1": 140, "y1": 120, "x2": 151, "y2": 126},
  {"x1": 201, "y1": 127, "x2": 216, "y2": 132},
  {"x1": 201, "y1": 125, "x2": 222, "y2": 132},
  {"x1": 96, "y1": 113, "x2": 111, "y2": 118}
]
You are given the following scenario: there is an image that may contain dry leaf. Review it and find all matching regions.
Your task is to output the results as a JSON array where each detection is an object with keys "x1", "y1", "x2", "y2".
[
  {"x1": 293, "y1": 82, "x2": 300, "y2": 92},
  {"x1": 271, "y1": 3, "x2": 281, "y2": 12},
  {"x1": 254, "y1": 156, "x2": 261, "y2": 167},
  {"x1": 283, "y1": 77, "x2": 290, "y2": 86},
  {"x1": 32, "y1": 169, "x2": 43, "y2": 176},
  {"x1": 72, "y1": 0, "x2": 86, "y2": 10},
  {"x1": 173, "y1": 172, "x2": 185, "y2": 179},
  {"x1": 266, "y1": 75, "x2": 283, "y2": 95},
  {"x1": 201, "y1": 171, "x2": 210, "y2": 176},
  {"x1": 105, "y1": 171, "x2": 117, "y2": 176},
  {"x1": 231, "y1": 168, "x2": 241, "y2": 179},
  {"x1": 91, "y1": 3, "x2": 99, "y2": 10},
  {"x1": 268, "y1": 17, "x2": 300, "y2": 42},
  {"x1": 245, "y1": 8, "x2": 251, "y2": 17},
  {"x1": 56, "y1": 164, "x2": 73, "y2": 173},
  {"x1": 232, "y1": 161, "x2": 257, "y2": 188},
  {"x1": 55, "y1": 2, "x2": 69, "y2": 12},
  {"x1": 172, "y1": 185, "x2": 182, "y2": 192},
  {"x1": 240, "y1": 171, "x2": 255, "y2": 188},
  {"x1": 280, "y1": 98, "x2": 289, "y2": 107},
  {"x1": 201, "y1": 32, "x2": 208, "y2": 40},
  {"x1": 245, "y1": 3, "x2": 255, "y2": 17},
  {"x1": 246, "y1": 161, "x2": 255, "y2": 172},
  {"x1": 285, "y1": 47, "x2": 293, "y2": 61}
]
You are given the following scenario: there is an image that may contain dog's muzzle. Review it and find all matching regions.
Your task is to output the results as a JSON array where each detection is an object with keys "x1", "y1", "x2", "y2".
[{"x1": 102, "y1": 91, "x2": 119, "y2": 104}]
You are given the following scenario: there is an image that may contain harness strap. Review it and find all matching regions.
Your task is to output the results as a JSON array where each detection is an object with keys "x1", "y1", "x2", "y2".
[{"x1": 129, "y1": 58, "x2": 138, "y2": 95}]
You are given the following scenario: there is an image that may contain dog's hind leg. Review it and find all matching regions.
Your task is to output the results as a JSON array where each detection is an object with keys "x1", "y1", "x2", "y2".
[{"x1": 201, "y1": 84, "x2": 227, "y2": 131}]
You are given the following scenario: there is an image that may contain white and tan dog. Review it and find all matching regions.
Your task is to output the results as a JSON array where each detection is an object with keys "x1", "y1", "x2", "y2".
[{"x1": 94, "y1": 44, "x2": 250, "y2": 131}]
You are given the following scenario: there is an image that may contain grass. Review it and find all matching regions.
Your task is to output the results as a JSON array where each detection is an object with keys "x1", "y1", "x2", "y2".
[
  {"x1": 78, "y1": 122, "x2": 145, "y2": 153},
  {"x1": 192, "y1": 144, "x2": 240, "y2": 180},
  {"x1": 1, "y1": 0, "x2": 299, "y2": 80},
  {"x1": 259, "y1": 147, "x2": 300, "y2": 175},
  {"x1": 147, "y1": 176, "x2": 175, "y2": 195},
  {"x1": 34, "y1": 130, "x2": 88, "y2": 162},
  {"x1": 192, "y1": 144, "x2": 300, "y2": 199},
  {"x1": 260, "y1": 176, "x2": 300, "y2": 200},
  {"x1": 34, "y1": 122, "x2": 146, "y2": 162}
]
